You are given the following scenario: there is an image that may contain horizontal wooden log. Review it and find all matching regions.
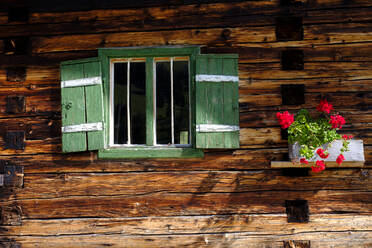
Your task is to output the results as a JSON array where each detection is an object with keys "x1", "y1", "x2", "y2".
[
  {"x1": 0, "y1": 87, "x2": 60, "y2": 118},
  {"x1": 0, "y1": 66, "x2": 59, "y2": 82},
  {"x1": 0, "y1": 214, "x2": 370, "y2": 236},
  {"x1": 271, "y1": 161, "x2": 365, "y2": 168},
  {"x1": 240, "y1": 110, "x2": 372, "y2": 128},
  {"x1": 239, "y1": 62, "x2": 372, "y2": 81},
  {"x1": 2, "y1": 231, "x2": 372, "y2": 248},
  {"x1": 0, "y1": 123, "x2": 369, "y2": 155},
  {"x1": 0, "y1": 144, "x2": 370, "y2": 174},
  {"x1": 1, "y1": 169, "x2": 368, "y2": 201},
  {"x1": 0, "y1": 149, "x2": 286, "y2": 172},
  {"x1": 28, "y1": 22, "x2": 372, "y2": 54},
  {"x1": 0, "y1": 117, "x2": 60, "y2": 140},
  {"x1": 1, "y1": 43, "x2": 371, "y2": 68},
  {"x1": 239, "y1": 93, "x2": 371, "y2": 112},
  {"x1": 2, "y1": 190, "x2": 371, "y2": 218},
  {"x1": 205, "y1": 43, "x2": 372, "y2": 64},
  {"x1": 0, "y1": 4, "x2": 371, "y2": 38}
]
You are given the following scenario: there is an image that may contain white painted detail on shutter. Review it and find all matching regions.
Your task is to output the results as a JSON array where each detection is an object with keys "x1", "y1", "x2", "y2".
[
  {"x1": 196, "y1": 74, "x2": 239, "y2": 83},
  {"x1": 0, "y1": 174, "x2": 4, "y2": 186},
  {"x1": 62, "y1": 122, "x2": 103, "y2": 133},
  {"x1": 196, "y1": 124, "x2": 240, "y2": 133},
  {"x1": 61, "y1": 76, "x2": 102, "y2": 88}
]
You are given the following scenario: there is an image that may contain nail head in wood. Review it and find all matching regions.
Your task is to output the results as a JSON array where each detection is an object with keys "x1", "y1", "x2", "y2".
[
  {"x1": 281, "y1": 84, "x2": 305, "y2": 105},
  {"x1": 276, "y1": 17, "x2": 303, "y2": 41},
  {"x1": 4, "y1": 37, "x2": 29, "y2": 55},
  {"x1": 285, "y1": 200, "x2": 309, "y2": 223},
  {"x1": 6, "y1": 67, "x2": 26, "y2": 82},
  {"x1": 283, "y1": 240, "x2": 311, "y2": 248},
  {"x1": 6, "y1": 96, "x2": 26, "y2": 114},
  {"x1": 281, "y1": 50, "x2": 304, "y2": 70},
  {"x1": 8, "y1": 6, "x2": 30, "y2": 22},
  {"x1": 4, "y1": 131, "x2": 25, "y2": 150}
]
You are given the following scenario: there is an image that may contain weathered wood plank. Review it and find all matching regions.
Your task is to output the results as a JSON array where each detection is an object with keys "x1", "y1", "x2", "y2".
[
  {"x1": 0, "y1": 123, "x2": 369, "y2": 155},
  {"x1": 2, "y1": 190, "x2": 371, "y2": 218},
  {"x1": 0, "y1": 117, "x2": 60, "y2": 140},
  {"x1": 1, "y1": 169, "x2": 367, "y2": 201},
  {"x1": 239, "y1": 93, "x2": 372, "y2": 112},
  {"x1": 2, "y1": 231, "x2": 372, "y2": 248},
  {"x1": 0, "y1": 144, "x2": 370, "y2": 174},
  {"x1": 29, "y1": 22, "x2": 372, "y2": 54},
  {"x1": 0, "y1": 4, "x2": 371, "y2": 37},
  {"x1": 271, "y1": 161, "x2": 365, "y2": 168},
  {"x1": 1, "y1": 214, "x2": 370, "y2": 236},
  {"x1": 240, "y1": 110, "x2": 372, "y2": 128}
]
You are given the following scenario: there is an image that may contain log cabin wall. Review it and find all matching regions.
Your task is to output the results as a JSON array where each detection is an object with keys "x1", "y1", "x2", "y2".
[{"x1": 0, "y1": 0, "x2": 371, "y2": 247}]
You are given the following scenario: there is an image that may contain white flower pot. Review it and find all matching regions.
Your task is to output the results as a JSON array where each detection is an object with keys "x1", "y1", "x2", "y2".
[{"x1": 289, "y1": 139, "x2": 365, "y2": 162}]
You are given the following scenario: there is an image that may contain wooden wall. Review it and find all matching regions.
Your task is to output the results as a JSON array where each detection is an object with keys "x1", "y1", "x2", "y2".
[{"x1": 0, "y1": 0, "x2": 371, "y2": 247}]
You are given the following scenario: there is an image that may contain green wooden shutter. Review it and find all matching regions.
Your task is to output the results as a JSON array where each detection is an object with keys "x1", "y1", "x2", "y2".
[
  {"x1": 61, "y1": 57, "x2": 104, "y2": 152},
  {"x1": 195, "y1": 54, "x2": 239, "y2": 148}
]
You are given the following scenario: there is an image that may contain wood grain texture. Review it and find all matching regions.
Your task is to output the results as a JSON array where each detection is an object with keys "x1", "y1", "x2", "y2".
[
  {"x1": 1, "y1": 231, "x2": 371, "y2": 248},
  {"x1": 0, "y1": 0, "x2": 371, "y2": 247},
  {"x1": 2, "y1": 190, "x2": 371, "y2": 218},
  {"x1": 1, "y1": 214, "x2": 371, "y2": 236},
  {"x1": 3, "y1": 170, "x2": 371, "y2": 201}
]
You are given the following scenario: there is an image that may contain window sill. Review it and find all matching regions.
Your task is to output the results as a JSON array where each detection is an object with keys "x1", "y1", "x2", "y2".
[
  {"x1": 271, "y1": 161, "x2": 365, "y2": 169},
  {"x1": 98, "y1": 147, "x2": 204, "y2": 159}
]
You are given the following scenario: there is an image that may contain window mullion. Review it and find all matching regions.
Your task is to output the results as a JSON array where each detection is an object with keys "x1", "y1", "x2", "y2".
[
  {"x1": 146, "y1": 57, "x2": 155, "y2": 146},
  {"x1": 170, "y1": 58, "x2": 175, "y2": 144},
  {"x1": 127, "y1": 60, "x2": 131, "y2": 144}
]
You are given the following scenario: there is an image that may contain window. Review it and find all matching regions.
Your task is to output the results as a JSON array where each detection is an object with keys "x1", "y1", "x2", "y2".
[
  {"x1": 60, "y1": 46, "x2": 239, "y2": 158},
  {"x1": 110, "y1": 57, "x2": 190, "y2": 147}
]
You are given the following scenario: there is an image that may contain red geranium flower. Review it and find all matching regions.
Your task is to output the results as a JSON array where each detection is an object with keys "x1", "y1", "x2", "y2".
[
  {"x1": 276, "y1": 111, "x2": 294, "y2": 129},
  {"x1": 317, "y1": 99, "x2": 333, "y2": 114},
  {"x1": 316, "y1": 148, "x2": 329, "y2": 159},
  {"x1": 329, "y1": 115, "x2": 345, "y2": 129},
  {"x1": 311, "y1": 160, "x2": 326, "y2": 173},
  {"x1": 336, "y1": 154, "x2": 345, "y2": 165},
  {"x1": 300, "y1": 158, "x2": 308, "y2": 164},
  {"x1": 342, "y1": 135, "x2": 353, "y2": 140}
]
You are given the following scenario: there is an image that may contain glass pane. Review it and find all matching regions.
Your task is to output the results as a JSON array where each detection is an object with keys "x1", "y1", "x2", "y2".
[
  {"x1": 130, "y1": 62, "x2": 146, "y2": 144},
  {"x1": 113, "y1": 63, "x2": 127, "y2": 144},
  {"x1": 173, "y1": 61, "x2": 189, "y2": 144},
  {"x1": 156, "y1": 62, "x2": 171, "y2": 144}
]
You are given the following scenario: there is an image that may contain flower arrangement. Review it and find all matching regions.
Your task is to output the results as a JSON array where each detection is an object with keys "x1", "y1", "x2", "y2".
[{"x1": 276, "y1": 99, "x2": 352, "y2": 172}]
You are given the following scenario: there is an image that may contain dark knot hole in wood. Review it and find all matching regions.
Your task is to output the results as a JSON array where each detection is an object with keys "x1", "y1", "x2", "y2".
[
  {"x1": 276, "y1": 17, "x2": 303, "y2": 41},
  {"x1": 8, "y1": 6, "x2": 30, "y2": 22},
  {"x1": 281, "y1": 50, "x2": 304, "y2": 71},
  {"x1": 4, "y1": 37, "x2": 30, "y2": 55},
  {"x1": 281, "y1": 84, "x2": 305, "y2": 105},
  {"x1": 4, "y1": 131, "x2": 25, "y2": 150},
  {"x1": 6, "y1": 96, "x2": 26, "y2": 114},
  {"x1": 6, "y1": 67, "x2": 26, "y2": 82},
  {"x1": 285, "y1": 200, "x2": 309, "y2": 223}
]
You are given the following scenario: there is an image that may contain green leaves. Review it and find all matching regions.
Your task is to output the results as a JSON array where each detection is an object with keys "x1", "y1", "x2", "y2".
[{"x1": 288, "y1": 110, "x2": 343, "y2": 160}]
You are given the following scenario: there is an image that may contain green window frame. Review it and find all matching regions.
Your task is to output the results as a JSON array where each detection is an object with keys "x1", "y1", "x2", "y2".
[{"x1": 60, "y1": 46, "x2": 240, "y2": 159}]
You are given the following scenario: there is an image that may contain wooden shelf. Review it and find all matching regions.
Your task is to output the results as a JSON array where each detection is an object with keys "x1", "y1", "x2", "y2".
[{"x1": 271, "y1": 161, "x2": 365, "y2": 169}]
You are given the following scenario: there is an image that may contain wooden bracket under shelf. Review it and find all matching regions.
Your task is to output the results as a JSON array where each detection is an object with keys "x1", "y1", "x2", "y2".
[{"x1": 271, "y1": 161, "x2": 365, "y2": 169}]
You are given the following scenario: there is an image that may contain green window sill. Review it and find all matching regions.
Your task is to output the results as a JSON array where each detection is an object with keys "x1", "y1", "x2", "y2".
[{"x1": 98, "y1": 147, "x2": 204, "y2": 159}]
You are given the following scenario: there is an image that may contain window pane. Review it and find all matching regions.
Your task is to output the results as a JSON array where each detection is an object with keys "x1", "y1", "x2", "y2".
[
  {"x1": 173, "y1": 61, "x2": 189, "y2": 144},
  {"x1": 156, "y1": 62, "x2": 171, "y2": 144},
  {"x1": 130, "y1": 62, "x2": 146, "y2": 144},
  {"x1": 113, "y1": 63, "x2": 127, "y2": 144}
]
